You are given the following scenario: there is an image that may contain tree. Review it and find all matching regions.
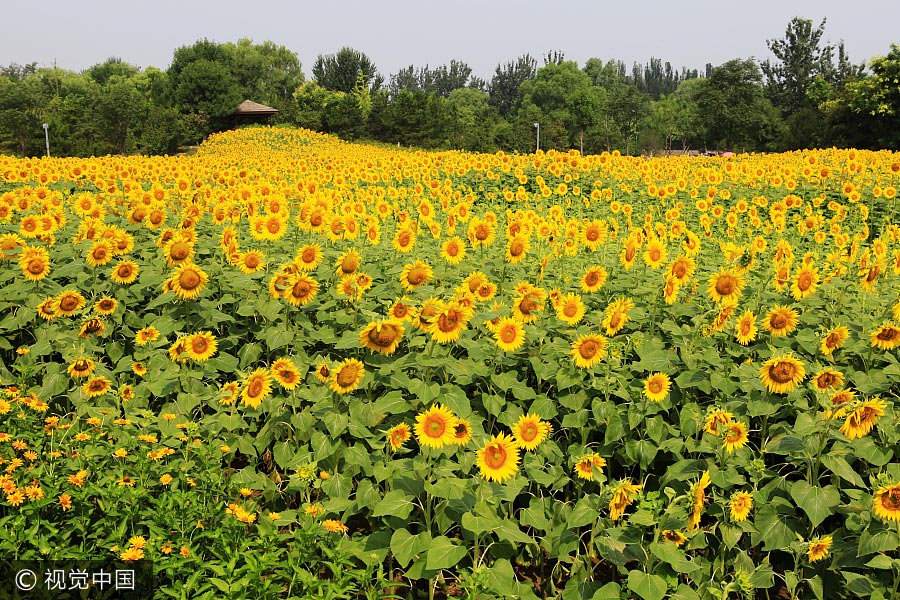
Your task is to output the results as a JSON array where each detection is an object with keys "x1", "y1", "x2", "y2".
[
  {"x1": 0, "y1": 75, "x2": 46, "y2": 155},
  {"x1": 845, "y1": 44, "x2": 900, "y2": 148},
  {"x1": 228, "y1": 39, "x2": 304, "y2": 109},
  {"x1": 172, "y1": 60, "x2": 242, "y2": 134},
  {"x1": 488, "y1": 54, "x2": 537, "y2": 117},
  {"x1": 95, "y1": 76, "x2": 148, "y2": 154},
  {"x1": 84, "y1": 57, "x2": 139, "y2": 86},
  {"x1": 312, "y1": 47, "x2": 377, "y2": 93},
  {"x1": 519, "y1": 61, "x2": 600, "y2": 151}
]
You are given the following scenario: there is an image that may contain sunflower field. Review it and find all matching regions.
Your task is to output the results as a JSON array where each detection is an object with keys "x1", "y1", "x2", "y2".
[{"x1": 2, "y1": 127, "x2": 900, "y2": 599}]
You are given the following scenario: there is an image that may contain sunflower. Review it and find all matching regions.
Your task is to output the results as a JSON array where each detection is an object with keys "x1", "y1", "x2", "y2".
[
  {"x1": 791, "y1": 265, "x2": 819, "y2": 300},
  {"x1": 620, "y1": 238, "x2": 640, "y2": 270},
  {"x1": 821, "y1": 325, "x2": 849, "y2": 356},
  {"x1": 807, "y1": 536, "x2": 832, "y2": 562},
  {"x1": 734, "y1": 309, "x2": 757, "y2": 345},
  {"x1": 430, "y1": 302, "x2": 472, "y2": 344},
  {"x1": 643, "y1": 373, "x2": 672, "y2": 402},
  {"x1": 494, "y1": 317, "x2": 526, "y2": 353},
  {"x1": 283, "y1": 274, "x2": 319, "y2": 307},
  {"x1": 555, "y1": 293, "x2": 585, "y2": 325},
  {"x1": 57, "y1": 290, "x2": 85, "y2": 316},
  {"x1": 168, "y1": 338, "x2": 188, "y2": 363},
  {"x1": 359, "y1": 320, "x2": 405, "y2": 355},
  {"x1": 722, "y1": 421, "x2": 749, "y2": 452},
  {"x1": 707, "y1": 269, "x2": 744, "y2": 304},
  {"x1": 132, "y1": 362, "x2": 147, "y2": 377},
  {"x1": 322, "y1": 519, "x2": 348, "y2": 534},
  {"x1": 67, "y1": 358, "x2": 95, "y2": 379},
  {"x1": 762, "y1": 305, "x2": 798, "y2": 336},
  {"x1": 580, "y1": 266, "x2": 608, "y2": 293},
  {"x1": 467, "y1": 217, "x2": 495, "y2": 248},
  {"x1": 574, "y1": 453, "x2": 606, "y2": 480},
  {"x1": 110, "y1": 260, "x2": 139, "y2": 284},
  {"x1": 441, "y1": 236, "x2": 466, "y2": 264},
  {"x1": 295, "y1": 244, "x2": 323, "y2": 271},
  {"x1": 729, "y1": 491, "x2": 753, "y2": 522},
  {"x1": 643, "y1": 238, "x2": 667, "y2": 269},
  {"x1": 19, "y1": 246, "x2": 50, "y2": 281},
  {"x1": 168, "y1": 263, "x2": 208, "y2": 301},
  {"x1": 873, "y1": 482, "x2": 900, "y2": 522},
  {"x1": 662, "y1": 530, "x2": 686, "y2": 547},
  {"x1": 241, "y1": 369, "x2": 272, "y2": 409},
  {"x1": 759, "y1": 354, "x2": 806, "y2": 394},
  {"x1": 82, "y1": 376, "x2": 112, "y2": 398},
  {"x1": 392, "y1": 228, "x2": 416, "y2": 253},
  {"x1": 135, "y1": 326, "x2": 160, "y2": 345},
  {"x1": 93, "y1": 296, "x2": 118, "y2": 316},
  {"x1": 389, "y1": 299, "x2": 414, "y2": 322},
  {"x1": 78, "y1": 318, "x2": 104, "y2": 338},
  {"x1": 609, "y1": 479, "x2": 641, "y2": 521},
  {"x1": 85, "y1": 240, "x2": 114, "y2": 267},
  {"x1": 330, "y1": 358, "x2": 365, "y2": 394},
  {"x1": 219, "y1": 381, "x2": 239, "y2": 405},
  {"x1": 871, "y1": 323, "x2": 900, "y2": 350},
  {"x1": 505, "y1": 235, "x2": 530, "y2": 264},
  {"x1": 688, "y1": 471, "x2": 711, "y2": 530},
  {"x1": 387, "y1": 423, "x2": 412, "y2": 451},
  {"x1": 239, "y1": 250, "x2": 266, "y2": 275},
  {"x1": 399, "y1": 260, "x2": 433, "y2": 291},
  {"x1": 476, "y1": 433, "x2": 520, "y2": 483},
  {"x1": 840, "y1": 397, "x2": 886, "y2": 440},
  {"x1": 571, "y1": 334, "x2": 607, "y2": 369},
  {"x1": 667, "y1": 255, "x2": 696, "y2": 284},
  {"x1": 512, "y1": 414, "x2": 552, "y2": 451},
  {"x1": 313, "y1": 362, "x2": 331, "y2": 383},
  {"x1": 162, "y1": 238, "x2": 194, "y2": 267},
  {"x1": 36, "y1": 296, "x2": 60, "y2": 320},
  {"x1": 335, "y1": 249, "x2": 362, "y2": 277},
  {"x1": 414, "y1": 404, "x2": 458, "y2": 449},
  {"x1": 512, "y1": 291, "x2": 545, "y2": 324},
  {"x1": 271, "y1": 358, "x2": 301, "y2": 390},
  {"x1": 602, "y1": 297, "x2": 634, "y2": 336},
  {"x1": 812, "y1": 369, "x2": 844, "y2": 392},
  {"x1": 184, "y1": 332, "x2": 217, "y2": 362},
  {"x1": 451, "y1": 419, "x2": 472, "y2": 446}
]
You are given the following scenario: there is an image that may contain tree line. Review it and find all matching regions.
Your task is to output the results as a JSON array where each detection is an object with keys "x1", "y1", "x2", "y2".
[{"x1": 1, "y1": 17, "x2": 898, "y2": 157}]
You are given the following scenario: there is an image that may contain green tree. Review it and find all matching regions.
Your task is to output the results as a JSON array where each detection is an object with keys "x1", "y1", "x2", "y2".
[
  {"x1": 488, "y1": 54, "x2": 537, "y2": 117},
  {"x1": 312, "y1": 47, "x2": 377, "y2": 93},
  {"x1": 172, "y1": 59, "x2": 242, "y2": 134},
  {"x1": 84, "y1": 57, "x2": 139, "y2": 86},
  {"x1": 228, "y1": 39, "x2": 304, "y2": 110},
  {"x1": 0, "y1": 75, "x2": 46, "y2": 155},
  {"x1": 845, "y1": 44, "x2": 900, "y2": 148},
  {"x1": 94, "y1": 76, "x2": 148, "y2": 154}
]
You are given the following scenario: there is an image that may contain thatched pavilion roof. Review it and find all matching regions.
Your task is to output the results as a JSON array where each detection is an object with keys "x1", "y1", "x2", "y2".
[{"x1": 233, "y1": 100, "x2": 279, "y2": 115}]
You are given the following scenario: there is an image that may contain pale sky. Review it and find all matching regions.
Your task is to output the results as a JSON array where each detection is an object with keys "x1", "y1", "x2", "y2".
[{"x1": 3, "y1": 0, "x2": 898, "y2": 80}]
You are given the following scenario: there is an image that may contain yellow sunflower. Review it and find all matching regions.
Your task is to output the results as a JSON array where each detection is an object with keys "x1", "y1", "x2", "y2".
[
  {"x1": 452, "y1": 419, "x2": 473, "y2": 446},
  {"x1": 873, "y1": 482, "x2": 900, "y2": 522},
  {"x1": 67, "y1": 358, "x2": 96, "y2": 379},
  {"x1": 643, "y1": 238, "x2": 667, "y2": 269},
  {"x1": 871, "y1": 323, "x2": 900, "y2": 350},
  {"x1": 184, "y1": 332, "x2": 217, "y2": 362},
  {"x1": 706, "y1": 269, "x2": 745, "y2": 304},
  {"x1": 283, "y1": 274, "x2": 319, "y2": 307},
  {"x1": 759, "y1": 354, "x2": 806, "y2": 394},
  {"x1": 609, "y1": 479, "x2": 642, "y2": 521},
  {"x1": 512, "y1": 414, "x2": 552, "y2": 451},
  {"x1": 555, "y1": 293, "x2": 586, "y2": 325},
  {"x1": 571, "y1": 334, "x2": 608, "y2": 369},
  {"x1": 820, "y1": 325, "x2": 849, "y2": 356},
  {"x1": 762, "y1": 305, "x2": 799, "y2": 336},
  {"x1": 574, "y1": 454, "x2": 606, "y2": 481},
  {"x1": 400, "y1": 260, "x2": 433, "y2": 291},
  {"x1": 93, "y1": 296, "x2": 118, "y2": 316},
  {"x1": 19, "y1": 246, "x2": 50, "y2": 281},
  {"x1": 734, "y1": 309, "x2": 757, "y2": 345},
  {"x1": 505, "y1": 234, "x2": 530, "y2": 264},
  {"x1": 387, "y1": 423, "x2": 412, "y2": 451},
  {"x1": 241, "y1": 369, "x2": 272, "y2": 409},
  {"x1": 791, "y1": 265, "x2": 819, "y2": 300},
  {"x1": 168, "y1": 263, "x2": 208, "y2": 301},
  {"x1": 494, "y1": 317, "x2": 526, "y2": 353},
  {"x1": 56, "y1": 290, "x2": 85, "y2": 316},
  {"x1": 688, "y1": 471, "x2": 711, "y2": 530},
  {"x1": 722, "y1": 421, "x2": 749, "y2": 452},
  {"x1": 580, "y1": 266, "x2": 608, "y2": 293},
  {"x1": 441, "y1": 236, "x2": 467, "y2": 264},
  {"x1": 271, "y1": 358, "x2": 301, "y2": 391},
  {"x1": 729, "y1": 491, "x2": 753, "y2": 522},
  {"x1": 359, "y1": 320, "x2": 405, "y2": 356},
  {"x1": 430, "y1": 302, "x2": 472, "y2": 344},
  {"x1": 82, "y1": 376, "x2": 112, "y2": 398},
  {"x1": 662, "y1": 530, "x2": 686, "y2": 547},
  {"x1": 110, "y1": 260, "x2": 139, "y2": 284},
  {"x1": 812, "y1": 369, "x2": 844, "y2": 392},
  {"x1": 476, "y1": 433, "x2": 520, "y2": 483},
  {"x1": 330, "y1": 358, "x2": 365, "y2": 394},
  {"x1": 295, "y1": 244, "x2": 323, "y2": 271},
  {"x1": 643, "y1": 373, "x2": 672, "y2": 402},
  {"x1": 414, "y1": 404, "x2": 458, "y2": 449},
  {"x1": 807, "y1": 536, "x2": 832, "y2": 562},
  {"x1": 238, "y1": 250, "x2": 266, "y2": 275},
  {"x1": 840, "y1": 397, "x2": 886, "y2": 440}
]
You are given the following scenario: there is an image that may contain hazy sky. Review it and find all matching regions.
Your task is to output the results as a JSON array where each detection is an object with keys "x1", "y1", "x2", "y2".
[{"x1": 3, "y1": 0, "x2": 898, "y2": 80}]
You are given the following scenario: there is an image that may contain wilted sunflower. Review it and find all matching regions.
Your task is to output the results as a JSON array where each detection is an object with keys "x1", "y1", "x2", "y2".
[
  {"x1": 359, "y1": 320, "x2": 405, "y2": 355},
  {"x1": 168, "y1": 263, "x2": 208, "y2": 301},
  {"x1": 571, "y1": 334, "x2": 607, "y2": 369},
  {"x1": 574, "y1": 453, "x2": 606, "y2": 481},
  {"x1": 414, "y1": 404, "x2": 458, "y2": 449},
  {"x1": 729, "y1": 491, "x2": 753, "y2": 522},
  {"x1": 643, "y1": 373, "x2": 672, "y2": 402},
  {"x1": 476, "y1": 433, "x2": 520, "y2": 483},
  {"x1": 840, "y1": 397, "x2": 886, "y2": 440},
  {"x1": 873, "y1": 482, "x2": 900, "y2": 522},
  {"x1": 512, "y1": 414, "x2": 552, "y2": 451},
  {"x1": 330, "y1": 358, "x2": 365, "y2": 394},
  {"x1": 79, "y1": 318, "x2": 105, "y2": 338},
  {"x1": 688, "y1": 471, "x2": 711, "y2": 530},
  {"x1": 762, "y1": 305, "x2": 799, "y2": 336},
  {"x1": 241, "y1": 369, "x2": 272, "y2": 409},
  {"x1": 820, "y1": 325, "x2": 849, "y2": 355},
  {"x1": 36, "y1": 296, "x2": 60, "y2": 320},
  {"x1": 609, "y1": 479, "x2": 641, "y2": 521},
  {"x1": 759, "y1": 354, "x2": 806, "y2": 394},
  {"x1": 494, "y1": 317, "x2": 526, "y2": 353},
  {"x1": 184, "y1": 332, "x2": 217, "y2": 362},
  {"x1": 387, "y1": 423, "x2": 412, "y2": 451},
  {"x1": 871, "y1": 323, "x2": 900, "y2": 350},
  {"x1": 271, "y1": 358, "x2": 301, "y2": 390}
]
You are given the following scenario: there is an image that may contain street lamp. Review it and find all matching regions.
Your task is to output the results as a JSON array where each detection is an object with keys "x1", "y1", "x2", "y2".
[
  {"x1": 42, "y1": 123, "x2": 50, "y2": 157},
  {"x1": 533, "y1": 122, "x2": 540, "y2": 152}
]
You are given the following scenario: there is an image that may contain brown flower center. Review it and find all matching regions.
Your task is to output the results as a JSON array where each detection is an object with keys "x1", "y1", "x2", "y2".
[
  {"x1": 336, "y1": 365, "x2": 359, "y2": 387},
  {"x1": 484, "y1": 443, "x2": 507, "y2": 469},
  {"x1": 768, "y1": 361, "x2": 797, "y2": 384},
  {"x1": 877, "y1": 327, "x2": 900, "y2": 342},
  {"x1": 715, "y1": 275, "x2": 736, "y2": 296},
  {"x1": 179, "y1": 269, "x2": 201, "y2": 291}
]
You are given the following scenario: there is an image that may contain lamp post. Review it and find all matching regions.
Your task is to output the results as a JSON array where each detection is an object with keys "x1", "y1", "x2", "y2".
[
  {"x1": 533, "y1": 122, "x2": 540, "y2": 152},
  {"x1": 42, "y1": 123, "x2": 50, "y2": 157}
]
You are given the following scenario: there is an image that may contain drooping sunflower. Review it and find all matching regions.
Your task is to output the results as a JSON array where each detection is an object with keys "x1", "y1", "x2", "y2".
[
  {"x1": 494, "y1": 317, "x2": 526, "y2": 353},
  {"x1": 662, "y1": 530, "x2": 686, "y2": 547},
  {"x1": 241, "y1": 368, "x2": 272, "y2": 409},
  {"x1": 609, "y1": 479, "x2": 642, "y2": 521},
  {"x1": 555, "y1": 293, "x2": 586, "y2": 326},
  {"x1": 602, "y1": 297, "x2": 634, "y2": 336},
  {"x1": 452, "y1": 419, "x2": 473, "y2": 446},
  {"x1": 820, "y1": 325, "x2": 849, "y2": 356},
  {"x1": 688, "y1": 471, "x2": 711, "y2": 530},
  {"x1": 271, "y1": 358, "x2": 301, "y2": 390},
  {"x1": 707, "y1": 269, "x2": 745, "y2": 304},
  {"x1": 840, "y1": 397, "x2": 887, "y2": 440},
  {"x1": 184, "y1": 332, "x2": 217, "y2": 362},
  {"x1": 873, "y1": 482, "x2": 900, "y2": 522},
  {"x1": 93, "y1": 296, "x2": 118, "y2": 316},
  {"x1": 110, "y1": 260, "x2": 139, "y2": 285},
  {"x1": 441, "y1": 236, "x2": 467, "y2": 265},
  {"x1": 430, "y1": 302, "x2": 473, "y2": 344},
  {"x1": 580, "y1": 266, "x2": 608, "y2": 293},
  {"x1": 512, "y1": 414, "x2": 552, "y2": 451},
  {"x1": 399, "y1": 260, "x2": 433, "y2": 291},
  {"x1": 571, "y1": 334, "x2": 608, "y2": 369},
  {"x1": 168, "y1": 263, "x2": 208, "y2": 301},
  {"x1": 807, "y1": 536, "x2": 832, "y2": 562},
  {"x1": 476, "y1": 433, "x2": 520, "y2": 483},
  {"x1": 82, "y1": 376, "x2": 112, "y2": 398},
  {"x1": 734, "y1": 309, "x2": 757, "y2": 345},
  {"x1": 78, "y1": 317, "x2": 104, "y2": 338},
  {"x1": 387, "y1": 423, "x2": 412, "y2": 451},
  {"x1": 414, "y1": 404, "x2": 458, "y2": 449},
  {"x1": 871, "y1": 323, "x2": 900, "y2": 350},
  {"x1": 67, "y1": 358, "x2": 95, "y2": 379},
  {"x1": 359, "y1": 320, "x2": 405, "y2": 356},
  {"x1": 722, "y1": 421, "x2": 749, "y2": 452},
  {"x1": 283, "y1": 274, "x2": 319, "y2": 307},
  {"x1": 574, "y1": 453, "x2": 606, "y2": 481},
  {"x1": 330, "y1": 358, "x2": 365, "y2": 394},
  {"x1": 759, "y1": 354, "x2": 806, "y2": 394},
  {"x1": 643, "y1": 373, "x2": 672, "y2": 402},
  {"x1": 762, "y1": 305, "x2": 799, "y2": 336},
  {"x1": 729, "y1": 491, "x2": 753, "y2": 522}
]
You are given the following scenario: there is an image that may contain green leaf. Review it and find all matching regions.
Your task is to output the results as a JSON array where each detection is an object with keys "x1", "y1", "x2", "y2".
[
  {"x1": 425, "y1": 536, "x2": 467, "y2": 570},
  {"x1": 592, "y1": 582, "x2": 622, "y2": 600},
  {"x1": 495, "y1": 519, "x2": 535, "y2": 545},
  {"x1": 751, "y1": 505, "x2": 796, "y2": 551},
  {"x1": 822, "y1": 454, "x2": 865, "y2": 487},
  {"x1": 567, "y1": 497, "x2": 598, "y2": 528},
  {"x1": 670, "y1": 584, "x2": 702, "y2": 600},
  {"x1": 866, "y1": 555, "x2": 894, "y2": 569},
  {"x1": 626, "y1": 570, "x2": 667, "y2": 600},
  {"x1": 858, "y1": 527, "x2": 900, "y2": 556},
  {"x1": 265, "y1": 327, "x2": 293, "y2": 350},
  {"x1": 649, "y1": 542, "x2": 701, "y2": 573},
  {"x1": 372, "y1": 490, "x2": 415, "y2": 519},
  {"x1": 390, "y1": 528, "x2": 430, "y2": 568},
  {"x1": 461, "y1": 511, "x2": 501, "y2": 534},
  {"x1": 790, "y1": 481, "x2": 839, "y2": 528}
]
